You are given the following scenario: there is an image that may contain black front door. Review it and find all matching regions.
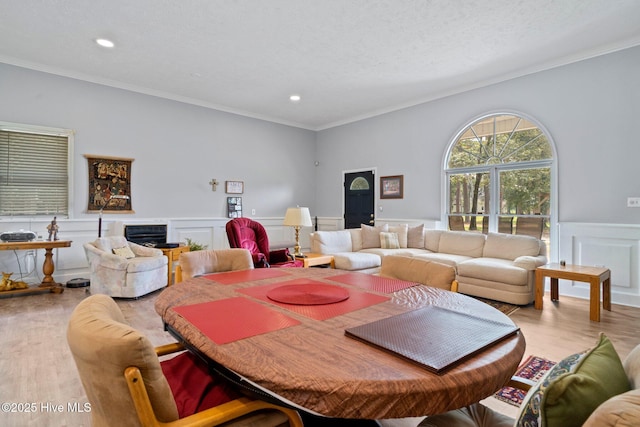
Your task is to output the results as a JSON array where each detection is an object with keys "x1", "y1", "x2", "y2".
[{"x1": 344, "y1": 171, "x2": 375, "y2": 229}]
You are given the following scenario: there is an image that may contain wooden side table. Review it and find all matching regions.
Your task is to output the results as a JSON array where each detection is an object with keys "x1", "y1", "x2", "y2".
[
  {"x1": 535, "y1": 263, "x2": 611, "y2": 321},
  {"x1": 159, "y1": 245, "x2": 190, "y2": 286},
  {"x1": 296, "y1": 253, "x2": 335, "y2": 269}
]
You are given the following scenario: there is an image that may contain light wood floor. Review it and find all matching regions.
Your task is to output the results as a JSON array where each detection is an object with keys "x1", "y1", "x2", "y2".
[{"x1": 1, "y1": 286, "x2": 638, "y2": 427}]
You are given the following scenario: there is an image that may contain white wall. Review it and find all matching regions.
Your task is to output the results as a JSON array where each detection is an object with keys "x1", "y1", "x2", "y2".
[
  {"x1": 0, "y1": 63, "x2": 317, "y2": 220},
  {"x1": 315, "y1": 45, "x2": 640, "y2": 225}
]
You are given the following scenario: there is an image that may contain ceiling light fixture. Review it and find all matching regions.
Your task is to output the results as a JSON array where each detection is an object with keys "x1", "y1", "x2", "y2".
[
  {"x1": 289, "y1": 94, "x2": 301, "y2": 103},
  {"x1": 95, "y1": 38, "x2": 115, "y2": 48}
]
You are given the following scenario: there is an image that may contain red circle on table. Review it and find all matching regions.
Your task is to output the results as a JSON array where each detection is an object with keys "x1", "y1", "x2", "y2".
[{"x1": 267, "y1": 283, "x2": 350, "y2": 305}]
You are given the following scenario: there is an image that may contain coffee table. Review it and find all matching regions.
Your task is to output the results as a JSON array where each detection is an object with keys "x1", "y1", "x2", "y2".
[{"x1": 535, "y1": 263, "x2": 611, "y2": 321}]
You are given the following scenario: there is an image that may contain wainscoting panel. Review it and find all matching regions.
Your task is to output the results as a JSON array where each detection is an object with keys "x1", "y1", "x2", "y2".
[
  {"x1": 169, "y1": 218, "x2": 228, "y2": 250},
  {"x1": 559, "y1": 223, "x2": 640, "y2": 307},
  {"x1": 4, "y1": 218, "x2": 637, "y2": 308},
  {"x1": 168, "y1": 217, "x2": 302, "y2": 251}
]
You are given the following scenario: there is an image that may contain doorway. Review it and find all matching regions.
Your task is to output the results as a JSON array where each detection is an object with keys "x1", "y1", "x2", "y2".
[{"x1": 344, "y1": 170, "x2": 375, "y2": 229}]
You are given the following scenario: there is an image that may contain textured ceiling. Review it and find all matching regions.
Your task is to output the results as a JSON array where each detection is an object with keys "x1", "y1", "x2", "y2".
[{"x1": 1, "y1": 0, "x2": 639, "y2": 130}]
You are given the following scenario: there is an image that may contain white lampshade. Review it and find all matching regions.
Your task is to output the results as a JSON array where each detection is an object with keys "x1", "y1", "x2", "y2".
[{"x1": 283, "y1": 207, "x2": 313, "y2": 227}]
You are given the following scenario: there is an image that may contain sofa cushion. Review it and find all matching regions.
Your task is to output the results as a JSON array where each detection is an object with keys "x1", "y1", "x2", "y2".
[
  {"x1": 417, "y1": 402, "x2": 513, "y2": 427},
  {"x1": 333, "y1": 252, "x2": 381, "y2": 271},
  {"x1": 624, "y1": 343, "x2": 640, "y2": 388},
  {"x1": 483, "y1": 232, "x2": 541, "y2": 260},
  {"x1": 437, "y1": 231, "x2": 485, "y2": 257},
  {"x1": 94, "y1": 236, "x2": 126, "y2": 253},
  {"x1": 583, "y1": 389, "x2": 640, "y2": 427},
  {"x1": 517, "y1": 333, "x2": 630, "y2": 427},
  {"x1": 457, "y1": 258, "x2": 529, "y2": 285},
  {"x1": 126, "y1": 256, "x2": 168, "y2": 273},
  {"x1": 313, "y1": 230, "x2": 352, "y2": 253},
  {"x1": 424, "y1": 229, "x2": 444, "y2": 252},
  {"x1": 407, "y1": 224, "x2": 425, "y2": 249},
  {"x1": 161, "y1": 350, "x2": 240, "y2": 418},
  {"x1": 361, "y1": 224, "x2": 388, "y2": 249},
  {"x1": 360, "y1": 248, "x2": 425, "y2": 258},
  {"x1": 388, "y1": 224, "x2": 408, "y2": 248},
  {"x1": 349, "y1": 228, "x2": 363, "y2": 252},
  {"x1": 413, "y1": 253, "x2": 472, "y2": 268},
  {"x1": 380, "y1": 232, "x2": 400, "y2": 249}
]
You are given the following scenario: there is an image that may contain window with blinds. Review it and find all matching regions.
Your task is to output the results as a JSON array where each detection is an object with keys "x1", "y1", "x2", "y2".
[{"x1": 0, "y1": 124, "x2": 71, "y2": 217}]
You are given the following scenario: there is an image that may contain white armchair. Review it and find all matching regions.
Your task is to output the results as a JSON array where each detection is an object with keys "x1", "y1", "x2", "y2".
[{"x1": 83, "y1": 236, "x2": 168, "y2": 298}]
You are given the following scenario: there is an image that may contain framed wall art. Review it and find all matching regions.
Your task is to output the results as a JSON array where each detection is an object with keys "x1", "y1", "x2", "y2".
[
  {"x1": 227, "y1": 197, "x2": 243, "y2": 218},
  {"x1": 225, "y1": 180, "x2": 244, "y2": 194},
  {"x1": 380, "y1": 175, "x2": 404, "y2": 199},
  {"x1": 85, "y1": 155, "x2": 134, "y2": 212}
]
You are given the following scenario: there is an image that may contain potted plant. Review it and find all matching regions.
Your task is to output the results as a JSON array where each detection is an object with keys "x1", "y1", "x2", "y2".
[{"x1": 184, "y1": 238, "x2": 207, "y2": 252}]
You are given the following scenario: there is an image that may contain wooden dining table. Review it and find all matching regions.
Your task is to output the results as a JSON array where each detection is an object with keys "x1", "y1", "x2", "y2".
[{"x1": 155, "y1": 268, "x2": 525, "y2": 420}]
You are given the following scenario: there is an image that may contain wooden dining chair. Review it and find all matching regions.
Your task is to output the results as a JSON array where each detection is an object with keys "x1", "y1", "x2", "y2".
[
  {"x1": 448, "y1": 215, "x2": 466, "y2": 231},
  {"x1": 515, "y1": 217, "x2": 544, "y2": 239},
  {"x1": 482, "y1": 216, "x2": 513, "y2": 234},
  {"x1": 67, "y1": 294, "x2": 303, "y2": 427},
  {"x1": 380, "y1": 255, "x2": 458, "y2": 291},
  {"x1": 174, "y1": 249, "x2": 254, "y2": 283},
  {"x1": 498, "y1": 216, "x2": 514, "y2": 234}
]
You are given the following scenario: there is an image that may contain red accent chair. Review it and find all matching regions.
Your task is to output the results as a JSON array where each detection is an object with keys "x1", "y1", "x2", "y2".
[{"x1": 226, "y1": 218, "x2": 303, "y2": 268}]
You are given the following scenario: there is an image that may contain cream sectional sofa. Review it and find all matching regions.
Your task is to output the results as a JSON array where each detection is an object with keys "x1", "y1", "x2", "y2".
[{"x1": 309, "y1": 224, "x2": 547, "y2": 305}]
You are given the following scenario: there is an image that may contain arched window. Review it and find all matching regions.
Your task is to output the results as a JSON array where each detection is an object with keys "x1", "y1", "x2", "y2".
[{"x1": 444, "y1": 112, "x2": 556, "y2": 251}]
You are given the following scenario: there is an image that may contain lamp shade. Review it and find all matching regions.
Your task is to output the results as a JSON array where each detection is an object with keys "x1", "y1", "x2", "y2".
[{"x1": 283, "y1": 207, "x2": 313, "y2": 227}]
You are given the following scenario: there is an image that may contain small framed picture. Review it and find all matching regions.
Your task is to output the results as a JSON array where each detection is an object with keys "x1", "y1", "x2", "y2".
[
  {"x1": 225, "y1": 180, "x2": 244, "y2": 194},
  {"x1": 227, "y1": 197, "x2": 242, "y2": 218},
  {"x1": 380, "y1": 175, "x2": 403, "y2": 199}
]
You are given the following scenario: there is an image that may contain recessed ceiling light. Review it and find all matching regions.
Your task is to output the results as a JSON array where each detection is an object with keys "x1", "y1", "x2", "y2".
[
  {"x1": 289, "y1": 94, "x2": 301, "y2": 103},
  {"x1": 95, "y1": 38, "x2": 115, "y2": 48}
]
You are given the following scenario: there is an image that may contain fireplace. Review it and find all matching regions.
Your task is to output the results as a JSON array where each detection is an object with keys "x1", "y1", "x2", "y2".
[{"x1": 123, "y1": 224, "x2": 167, "y2": 247}]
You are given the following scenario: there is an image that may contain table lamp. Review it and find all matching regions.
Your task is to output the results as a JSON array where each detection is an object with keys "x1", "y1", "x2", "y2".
[
  {"x1": 98, "y1": 194, "x2": 130, "y2": 237},
  {"x1": 283, "y1": 207, "x2": 312, "y2": 258}
]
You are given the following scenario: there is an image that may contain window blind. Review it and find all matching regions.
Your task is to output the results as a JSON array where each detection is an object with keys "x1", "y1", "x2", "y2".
[{"x1": 0, "y1": 129, "x2": 69, "y2": 216}]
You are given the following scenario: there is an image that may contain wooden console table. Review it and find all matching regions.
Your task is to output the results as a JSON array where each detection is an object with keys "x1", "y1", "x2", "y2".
[{"x1": 0, "y1": 240, "x2": 72, "y2": 295}]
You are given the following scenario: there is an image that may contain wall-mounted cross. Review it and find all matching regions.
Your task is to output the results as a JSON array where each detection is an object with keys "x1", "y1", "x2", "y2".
[{"x1": 209, "y1": 179, "x2": 218, "y2": 191}]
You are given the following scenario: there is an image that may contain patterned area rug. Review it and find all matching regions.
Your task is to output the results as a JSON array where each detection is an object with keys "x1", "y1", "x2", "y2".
[
  {"x1": 472, "y1": 296, "x2": 520, "y2": 316},
  {"x1": 493, "y1": 355, "x2": 557, "y2": 406}
]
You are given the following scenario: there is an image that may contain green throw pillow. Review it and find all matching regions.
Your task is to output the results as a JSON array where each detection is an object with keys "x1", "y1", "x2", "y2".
[{"x1": 516, "y1": 333, "x2": 630, "y2": 427}]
